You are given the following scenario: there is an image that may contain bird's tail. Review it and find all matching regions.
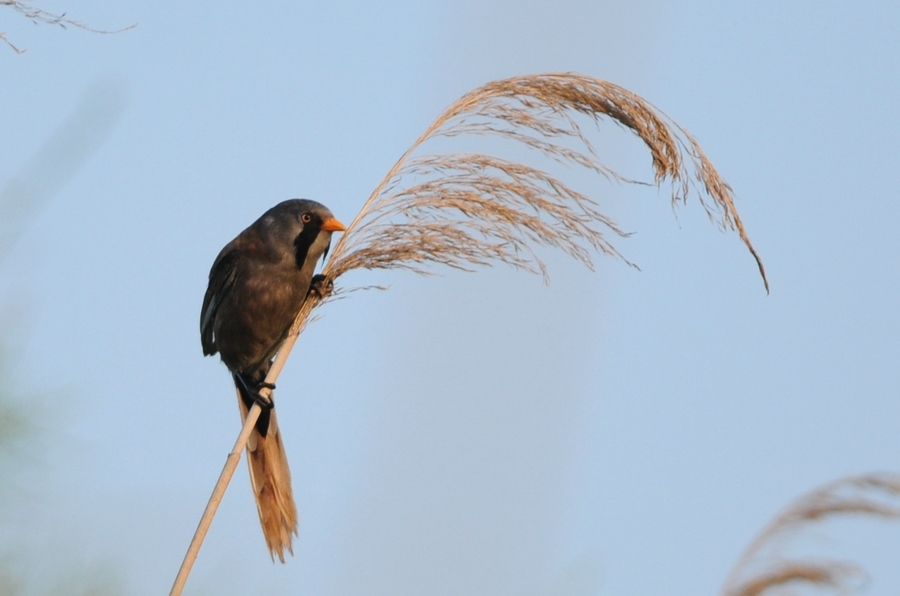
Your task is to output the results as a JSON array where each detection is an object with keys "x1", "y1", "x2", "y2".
[{"x1": 237, "y1": 394, "x2": 299, "y2": 562}]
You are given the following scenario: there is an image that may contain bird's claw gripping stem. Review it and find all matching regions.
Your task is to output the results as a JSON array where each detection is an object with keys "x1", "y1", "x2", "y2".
[
  {"x1": 234, "y1": 374, "x2": 276, "y2": 410},
  {"x1": 309, "y1": 274, "x2": 334, "y2": 299},
  {"x1": 253, "y1": 382, "x2": 276, "y2": 410}
]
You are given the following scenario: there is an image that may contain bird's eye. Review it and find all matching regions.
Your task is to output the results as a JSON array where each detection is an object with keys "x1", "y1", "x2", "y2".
[{"x1": 301, "y1": 213, "x2": 312, "y2": 223}]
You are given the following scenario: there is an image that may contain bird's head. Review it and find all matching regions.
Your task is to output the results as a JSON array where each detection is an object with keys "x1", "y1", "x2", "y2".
[{"x1": 259, "y1": 199, "x2": 346, "y2": 270}]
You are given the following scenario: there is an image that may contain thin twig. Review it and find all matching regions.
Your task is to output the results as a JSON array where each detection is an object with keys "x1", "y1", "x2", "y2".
[{"x1": 1, "y1": 0, "x2": 135, "y2": 53}]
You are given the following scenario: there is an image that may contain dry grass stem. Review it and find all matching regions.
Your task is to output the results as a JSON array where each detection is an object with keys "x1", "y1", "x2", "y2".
[
  {"x1": 723, "y1": 473, "x2": 900, "y2": 596},
  {"x1": 1, "y1": 0, "x2": 134, "y2": 53}
]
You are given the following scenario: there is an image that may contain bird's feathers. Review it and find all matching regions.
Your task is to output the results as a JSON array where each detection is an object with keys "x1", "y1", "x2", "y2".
[
  {"x1": 200, "y1": 248, "x2": 238, "y2": 356},
  {"x1": 237, "y1": 392, "x2": 298, "y2": 562}
]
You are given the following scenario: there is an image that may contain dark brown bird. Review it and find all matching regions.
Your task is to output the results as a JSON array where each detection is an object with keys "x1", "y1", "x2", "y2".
[{"x1": 200, "y1": 199, "x2": 346, "y2": 561}]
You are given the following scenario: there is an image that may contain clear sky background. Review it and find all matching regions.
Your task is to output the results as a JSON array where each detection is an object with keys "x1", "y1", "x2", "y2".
[{"x1": 1, "y1": 1, "x2": 899, "y2": 595}]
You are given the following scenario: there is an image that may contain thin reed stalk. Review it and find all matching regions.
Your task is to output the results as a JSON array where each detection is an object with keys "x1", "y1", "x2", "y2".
[
  {"x1": 169, "y1": 335, "x2": 302, "y2": 596},
  {"x1": 168, "y1": 399, "x2": 264, "y2": 596}
]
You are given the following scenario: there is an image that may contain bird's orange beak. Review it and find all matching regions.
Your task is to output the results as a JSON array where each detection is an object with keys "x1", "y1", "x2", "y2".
[{"x1": 321, "y1": 217, "x2": 347, "y2": 232}]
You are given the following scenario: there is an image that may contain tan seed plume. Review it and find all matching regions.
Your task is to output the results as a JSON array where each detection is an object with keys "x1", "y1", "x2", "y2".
[
  {"x1": 290, "y1": 72, "x2": 768, "y2": 336},
  {"x1": 723, "y1": 473, "x2": 900, "y2": 596}
]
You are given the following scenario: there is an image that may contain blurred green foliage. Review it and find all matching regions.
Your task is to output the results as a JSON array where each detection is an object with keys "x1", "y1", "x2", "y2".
[
  {"x1": 0, "y1": 336, "x2": 126, "y2": 596},
  {"x1": 0, "y1": 128, "x2": 127, "y2": 596}
]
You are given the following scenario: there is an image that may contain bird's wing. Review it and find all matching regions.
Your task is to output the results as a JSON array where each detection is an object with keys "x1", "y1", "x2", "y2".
[{"x1": 200, "y1": 247, "x2": 238, "y2": 355}]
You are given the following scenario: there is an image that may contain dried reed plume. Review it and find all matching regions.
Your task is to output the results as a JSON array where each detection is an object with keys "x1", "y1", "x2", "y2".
[
  {"x1": 1, "y1": 0, "x2": 134, "y2": 53},
  {"x1": 290, "y1": 72, "x2": 768, "y2": 335},
  {"x1": 723, "y1": 473, "x2": 900, "y2": 596}
]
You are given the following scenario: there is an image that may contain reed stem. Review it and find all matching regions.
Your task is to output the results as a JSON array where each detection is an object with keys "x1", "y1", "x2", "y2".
[{"x1": 168, "y1": 399, "x2": 263, "y2": 596}]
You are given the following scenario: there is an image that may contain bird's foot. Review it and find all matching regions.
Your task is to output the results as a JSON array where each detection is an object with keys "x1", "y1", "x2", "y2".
[
  {"x1": 252, "y1": 382, "x2": 276, "y2": 409},
  {"x1": 234, "y1": 374, "x2": 276, "y2": 410},
  {"x1": 309, "y1": 274, "x2": 334, "y2": 299}
]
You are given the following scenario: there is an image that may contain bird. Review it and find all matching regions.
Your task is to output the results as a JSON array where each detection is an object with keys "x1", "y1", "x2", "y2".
[{"x1": 200, "y1": 199, "x2": 346, "y2": 562}]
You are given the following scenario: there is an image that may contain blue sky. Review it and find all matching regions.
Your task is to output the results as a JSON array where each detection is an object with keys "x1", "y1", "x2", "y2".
[{"x1": 1, "y1": 1, "x2": 899, "y2": 595}]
